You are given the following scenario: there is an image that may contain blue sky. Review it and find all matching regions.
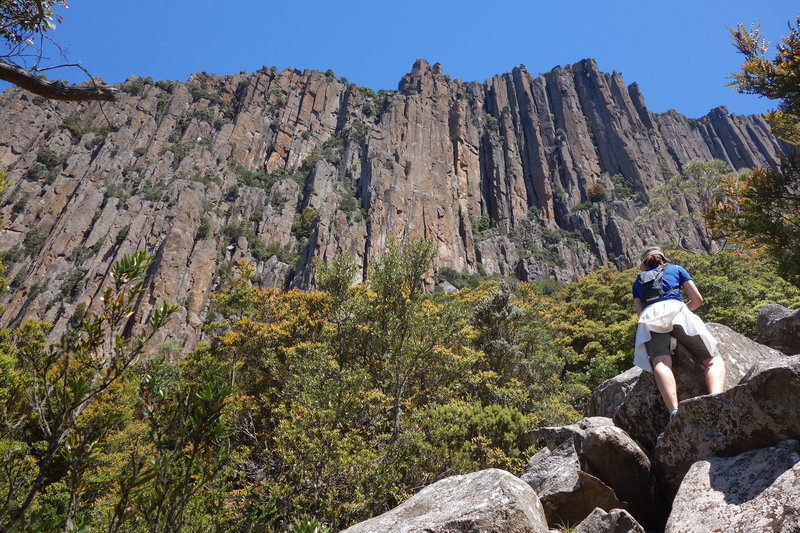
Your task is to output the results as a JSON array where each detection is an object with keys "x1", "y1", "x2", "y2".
[{"x1": 5, "y1": 1, "x2": 798, "y2": 118}]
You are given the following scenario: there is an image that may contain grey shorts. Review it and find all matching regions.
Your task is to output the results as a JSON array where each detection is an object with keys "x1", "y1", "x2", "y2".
[{"x1": 646, "y1": 324, "x2": 713, "y2": 364}]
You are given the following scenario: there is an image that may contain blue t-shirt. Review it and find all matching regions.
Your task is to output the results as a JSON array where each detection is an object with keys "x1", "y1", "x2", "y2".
[{"x1": 632, "y1": 264, "x2": 691, "y2": 307}]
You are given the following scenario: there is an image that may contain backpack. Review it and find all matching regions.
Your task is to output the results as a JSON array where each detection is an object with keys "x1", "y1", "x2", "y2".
[{"x1": 636, "y1": 264, "x2": 677, "y2": 305}]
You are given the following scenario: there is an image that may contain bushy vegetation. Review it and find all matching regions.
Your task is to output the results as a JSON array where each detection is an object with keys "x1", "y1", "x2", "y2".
[{"x1": 0, "y1": 240, "x2": 798, "y2": 531}]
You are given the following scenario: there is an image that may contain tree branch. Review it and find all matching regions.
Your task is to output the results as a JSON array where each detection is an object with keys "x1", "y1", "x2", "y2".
[{"x1": 0, "y1": 60, "x2": 116, "y2": 102}]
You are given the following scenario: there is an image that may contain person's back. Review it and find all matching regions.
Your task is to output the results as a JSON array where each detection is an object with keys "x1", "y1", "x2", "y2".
[{"x1": 633, "y1": 263, "x2": 688, "y2": 308}]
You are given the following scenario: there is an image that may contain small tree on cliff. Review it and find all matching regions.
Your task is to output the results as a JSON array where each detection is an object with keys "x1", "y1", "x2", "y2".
[
  {"x1": 636, "y1": 158, "x2": 734, "y2": 250},
  {"x1": 0, "y1": 0, "x2": 115, "y2": 101}
]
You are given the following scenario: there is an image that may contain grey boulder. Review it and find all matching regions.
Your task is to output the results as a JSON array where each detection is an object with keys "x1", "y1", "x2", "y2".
[
  {"x1": 655, "y1": 355, "x2": 800, "y2": 498},
  {"x1": 755, "y1": 304, "x2": 800, "y2": 355},
  {"x1": 520, "y1": 439, "x2": 624, "y2": 529},
  {"x1": 582, "y1": 366, "x2": 642, "y2": 419},
  {"x1": 341, "y1": 468, "x2": 549, "y2": 533},
  {"x1": 575, "y1": 508, "x2": 646, "y2": 533},
  {"x1": 665, "y1": 439, "x2": 800, "y2": 533},
  {"x1": 526, "y1": 417, "x2": 660, "y2": 526}
]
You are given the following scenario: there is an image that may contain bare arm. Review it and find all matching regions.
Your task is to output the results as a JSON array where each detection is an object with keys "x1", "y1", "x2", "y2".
[{"x1": 682, "y1": 280, "x2": 704, "y2": 311}]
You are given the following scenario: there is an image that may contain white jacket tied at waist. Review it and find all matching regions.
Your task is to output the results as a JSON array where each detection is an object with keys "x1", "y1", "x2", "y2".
[{"x1": 634, "y1": 299, "x2": 718, "y2": 373}]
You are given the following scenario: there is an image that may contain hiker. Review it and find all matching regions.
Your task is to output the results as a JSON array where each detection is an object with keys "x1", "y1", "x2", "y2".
[{"x1": 632, "y1": 246, "x2": 726, "y2": 421}]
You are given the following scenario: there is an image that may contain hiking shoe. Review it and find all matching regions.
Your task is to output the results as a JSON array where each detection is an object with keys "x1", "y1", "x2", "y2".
[{"x1": 669, "y1": 409, "x2": 678, "y2": 422}]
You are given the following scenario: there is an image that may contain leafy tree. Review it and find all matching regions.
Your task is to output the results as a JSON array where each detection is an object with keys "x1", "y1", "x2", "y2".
[
  {"x1": 727, "y1": 14, "x2": 800, "y2": 144},
  {"x1": 666, "y1": 249, "x2": 800, "y2": 336},
  {"x1": 472, "y1": 282, "x2": 524, "y2": 378},
  {"x1": 637, "y1": 158, "x2": 733, "y2": 248},
  {"x1": 549, "y1": 267, "x2": 639, "y2": 390},
  {"x1": 106, "y1": 358, "x2": 233, "y2": 532},
  {"x1": 0, "y1": 252, "x2": 178, "y2": 531},
  {"x1": 705, "y1": 155, "x2": 800, "y2": 284},
  {"x1": 357, "y1": 240, "x2": 477, "y2": 449},
  {"x1": 1, "y1": 0, "x2": 115, "y2": 101},
  {"x1": 704, "y1": 14, "x2": 800, "y2": 284}
]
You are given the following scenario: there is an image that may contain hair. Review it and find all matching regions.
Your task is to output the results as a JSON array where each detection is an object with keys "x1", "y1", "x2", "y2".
[{"x1": 643, "y1": 254, "x2": 666, "y2": 269}]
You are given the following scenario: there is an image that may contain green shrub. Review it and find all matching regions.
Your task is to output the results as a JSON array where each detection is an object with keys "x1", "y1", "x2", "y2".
[
  {"x1": 142, "y1": 186, "x2": 163, "y2": 202},
  {"x1": 611, "y1": 173, "x2": 634, "y2": 199},
  {"x1": 59, "y1": 269, "x2": 85, "y2": 301},
  {"x1": 11, "y1": 195, "x2": 28, "y2": 213},
  {"x1": 291, "y1": 207, "x2": 319, "y2": 240},
  {"x1": 26, "y1": 148, "x2": 68, "y2": 184},
  {"x1": 106, "y1": 183, "x2": 131, "y2": 203},
  {"x1": 23, "y1": 226, "x2": 48, "y2": 256},
  {"x1": 115, "y1": 225, "x2": 130, "y2": 245},
  {"x1": 26, "y1": 281, "x2": 45, "y2": 300},
  {"x1": 250, "y1": 206, "x2": 264, "y2": 222},
  {"x1": 60, "y1": 116, "x2": 109, "y2": 145},
  {"x1": 485, "y1": 113, "x2": 499, "y2": 132},
  {"x1": 196, "y1": 216, "x2": 211, "y2": 240},
  {"x1": 195, "y1": 108, "x2": 215, "y2": 124},
  {"x1": 155, "y1": 92, "x2": 170, "y2": 119},
  {"x1": 67, "y1": 301, "x2": 87, "y2": 327},
  {"x1": 121, "y1": 77, "x2": 145, "y2": 95},
  {"x1": 221, "y1": 223, "x2": 245, "y2": 243},
  {"x1": 361, "y1": 101, "x2": 376, "y2": 117}
]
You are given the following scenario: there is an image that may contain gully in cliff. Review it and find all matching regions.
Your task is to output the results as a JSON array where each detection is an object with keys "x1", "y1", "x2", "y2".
[{"x1": 631, "y1": 246, "x2": 726, "y2": 421}]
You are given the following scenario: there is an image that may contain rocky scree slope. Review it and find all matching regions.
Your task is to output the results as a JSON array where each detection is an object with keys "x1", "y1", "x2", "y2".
[{"x1": 0, "y1": 58, "x2": 784, "y2": 349}]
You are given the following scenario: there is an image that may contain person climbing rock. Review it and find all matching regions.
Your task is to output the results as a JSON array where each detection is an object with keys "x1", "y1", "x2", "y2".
[{"x1": 631, "y1": 246, "x2": 726, "y2": 421}]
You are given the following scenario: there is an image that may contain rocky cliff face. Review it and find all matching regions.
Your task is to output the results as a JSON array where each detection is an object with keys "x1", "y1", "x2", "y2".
[{"x1": 0, "y1": 58, "x2": 784, "y2": 348}]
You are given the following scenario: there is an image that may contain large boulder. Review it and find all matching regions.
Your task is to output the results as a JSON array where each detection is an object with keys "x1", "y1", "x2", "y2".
[
  {"x1": 522, "y1": 418, "x2": 661, "y2": 528},
  {"x1": 665, "y1": 440, "x2": 800, "y2": 532},
  {"x1": 655, "y1": 356, "x2": 800, "y2": 498},
  {"x1": 709, "y1": 322, "x2": 787, "y2": 379},
  {"x1": 575, "y1": 508, "x2": 646, "y2": 533},
  {"x1": 341, "y1": 468, "x2": 549, "y2": 533},
  {"x1": 520, "y1": 439, "x2": 624, "y2": 528},
  {"x1": 609, "y1": 323, "x2": 784, "y2": 454},
  {"x1": 610, "y1": 371, "x2": 668, "y2": 455},
  {"x1": 755, "y1": 304, "x2": 800, "y2": 355},
  {"x1": 583, "y1": 367, "x2": 642, "y2": 419}
]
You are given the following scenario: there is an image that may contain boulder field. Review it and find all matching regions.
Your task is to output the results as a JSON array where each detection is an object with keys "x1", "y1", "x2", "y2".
[{"x1": 342, "y1": 314, "x2": 800, "y2": 532}]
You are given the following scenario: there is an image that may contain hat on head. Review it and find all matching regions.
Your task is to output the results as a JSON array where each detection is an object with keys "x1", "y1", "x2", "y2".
[{"x1": 640, "y1": 246, "x2": 668, "y2": 268}]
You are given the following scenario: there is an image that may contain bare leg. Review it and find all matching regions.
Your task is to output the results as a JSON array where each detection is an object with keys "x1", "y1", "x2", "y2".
[
  {"x1": 703, "y1": 356, "x2": 726, "y2": 394},
  {"x1": 652, "y1": 355, "x2": 679, "y2": 412}
]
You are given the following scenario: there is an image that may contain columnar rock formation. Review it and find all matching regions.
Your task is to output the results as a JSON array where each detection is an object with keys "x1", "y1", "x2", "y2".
[{"x1": 0, "y1": 59, "x2": 784, "y2": 348}]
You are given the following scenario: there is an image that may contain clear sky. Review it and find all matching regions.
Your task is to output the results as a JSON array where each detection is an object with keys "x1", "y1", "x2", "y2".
[{"x1": 4, "y1": 1, "x2": 798, "y2": 118}]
